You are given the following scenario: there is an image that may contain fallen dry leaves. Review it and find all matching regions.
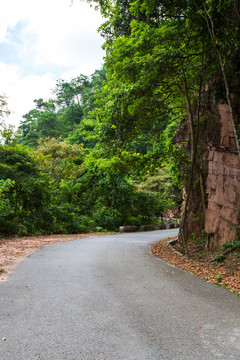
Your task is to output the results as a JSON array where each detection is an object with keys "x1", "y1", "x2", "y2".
[
  {"x1": 151, "y1": 237, "x2": 240, "y2": 295},
  {"x1": 1, "y1": 233, "x2": 239, "y2": 296}
]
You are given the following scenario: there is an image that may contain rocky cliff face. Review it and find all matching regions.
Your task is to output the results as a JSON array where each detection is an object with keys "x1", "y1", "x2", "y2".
[
  {"x1": 205, "y1": 104, "x2": 240, "y2": 248},
  {"x1": 178, "y1": 101, "x2": 239, "y2": 250}
]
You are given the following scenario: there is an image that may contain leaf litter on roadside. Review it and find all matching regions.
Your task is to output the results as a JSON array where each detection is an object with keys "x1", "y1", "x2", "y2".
[{"x1": 151, "y1": 238, "x2": 240, "y2": 295}]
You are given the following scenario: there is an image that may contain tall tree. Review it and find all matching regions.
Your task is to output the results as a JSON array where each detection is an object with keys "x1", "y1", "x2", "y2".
[
  {"x1": 91, "y1": 0, "x2": 240, "y2": 250},
  {"x1": 0, "y1": 144, "x2": 56, "y2": 235}
]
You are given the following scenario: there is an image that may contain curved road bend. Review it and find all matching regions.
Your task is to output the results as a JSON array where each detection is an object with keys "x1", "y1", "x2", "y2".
[{"x1": 0, "y1": 229, "x2": 240, "y2": 360}]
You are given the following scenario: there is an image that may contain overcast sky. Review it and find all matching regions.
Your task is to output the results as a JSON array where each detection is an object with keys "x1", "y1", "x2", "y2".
[{"x1": 0, "y1": 0, "x2": 105, "y2": 127}]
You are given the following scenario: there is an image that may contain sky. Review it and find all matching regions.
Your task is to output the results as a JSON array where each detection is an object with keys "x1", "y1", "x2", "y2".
[{"x1": 0, "y1": 0, "x2": 105, "y2": 128}]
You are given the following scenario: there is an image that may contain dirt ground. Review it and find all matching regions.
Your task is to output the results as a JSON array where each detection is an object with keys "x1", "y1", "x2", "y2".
[
  {"x1": 0, "y1": 233, "x2": 239, "y2": 297},
  {"x1": 0, "y1": 233, "x2": 116, "y2": 282}
]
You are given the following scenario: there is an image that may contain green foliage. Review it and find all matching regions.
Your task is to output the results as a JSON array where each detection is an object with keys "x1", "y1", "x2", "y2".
[
  {"x1": 214, "y1": 254, "x2": 226, "y2": 264},
  {"x1": 0, "y1": 144, "x2": 57, "y2": 235},
  {"x1": 215, "y1": 272, "x2": 223, "y2": 284},
  {"x1": 4, "y1": 0, "x2": 239, "y2": 238},
  {"x1": 18, "y1": 69, "x2": 107, "y2": 148},
  {"x1": 222, "y1": 240, "x2": 240, "y2": 251},
  {"x1": 0, "y1": 179, "x2": 15, "y2": 218},
  {"x1": 34, "y1": 137, "x2": 84, "y2": 186},
  {"x1": 59, "y1": 151, "x2": 161, "y2": 231}
]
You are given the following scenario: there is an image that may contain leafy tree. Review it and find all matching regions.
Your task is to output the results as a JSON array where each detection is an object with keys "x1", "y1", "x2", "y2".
[
  {"x1": 0, "y1": 144, "x2": 56, "y2": 235},
  {"x1": 18, "y1": 76, "x2": 91, "y2": 147},
  {"x1": 18, "y1": 101, "x2": 59, "y2": 147},
  {"x1": 34, "y1": 137, "x2": 84, "y2": 186},
  {"x1": 197, "y1": 0, "x2": 240, "y2": 157},
  {"x1": 60, "y1": 150, "x2": 161, "y2": 231},
  {"x1": 1, "y1": 0, "x2": 238, "y2": 242},
  {"x1": 0, "y1": 179, "x2": 15, "y2": 219},
  {"x1": 90, "y1": 0, "x2": 240, "y2": 250},
  {"x1": 66, "y1": 68, "x2": 108, "y2": 147}
]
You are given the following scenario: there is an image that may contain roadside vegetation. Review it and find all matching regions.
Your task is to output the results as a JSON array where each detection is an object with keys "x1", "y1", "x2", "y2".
[{"x1": 0, "y1": 0, "x2": 239, "y2": 267}]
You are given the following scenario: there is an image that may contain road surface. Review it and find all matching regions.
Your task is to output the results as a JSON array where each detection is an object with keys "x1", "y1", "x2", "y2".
[{"x1": 1, "y1": 229, "x2": 240, "y2": 359}]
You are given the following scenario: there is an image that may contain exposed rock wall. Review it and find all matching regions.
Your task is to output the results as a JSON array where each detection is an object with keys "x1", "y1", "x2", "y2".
[{"x1": 205, "y1": 104, "x2": 240, "y2": 248}]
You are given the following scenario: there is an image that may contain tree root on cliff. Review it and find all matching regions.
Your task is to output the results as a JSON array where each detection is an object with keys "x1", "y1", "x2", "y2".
[{"x1": 209, "y1": 244, "x2": 240, "y2": 263}]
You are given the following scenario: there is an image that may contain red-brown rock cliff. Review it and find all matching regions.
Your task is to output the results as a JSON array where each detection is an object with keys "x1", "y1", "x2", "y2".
[{"x1": 205, "y1": 104, "x2": 240, "y2": 248}]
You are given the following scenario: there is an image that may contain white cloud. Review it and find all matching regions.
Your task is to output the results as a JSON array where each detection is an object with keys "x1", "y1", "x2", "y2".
[
  {"x1": 9, "y1": 74, "x2": 57, "y2": 124},
  {"x1": 0, "y1": 0, "x2": 104, "y2": 68},
  {"x1": 0, "y1": 2, "x2": 27, "y2": 42},
  {"x1": 24, "y1": 0, "x2": 104, "y2": 69},
  {"x1": 0, "y1": 0, "x2": 105, "y2": 127},
  {"x1": 0, "y1": 62, "x2": 56, "y2": 126},
  {"x1": 0, "y1": 62, "x2": 22, "y2": 84}
]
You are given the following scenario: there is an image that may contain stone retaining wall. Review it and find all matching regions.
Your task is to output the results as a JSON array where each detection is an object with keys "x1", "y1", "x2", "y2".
[{"x1": 119, "y1": 223, "x2": 179, "y2": 233}]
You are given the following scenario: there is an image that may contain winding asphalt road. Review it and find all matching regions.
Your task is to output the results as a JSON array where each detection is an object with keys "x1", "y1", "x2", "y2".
[{"x1": 1, "y1": 229, "x2": 240, "y2": 360}]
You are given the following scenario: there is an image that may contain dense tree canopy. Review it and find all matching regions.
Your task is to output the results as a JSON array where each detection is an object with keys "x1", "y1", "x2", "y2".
[
  {"x1": 0, "y1": 0, "x2": 239, "y2": 247},
  {"x1": 91, "y1": 0, "x2": 240, "y2": 248}
]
